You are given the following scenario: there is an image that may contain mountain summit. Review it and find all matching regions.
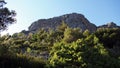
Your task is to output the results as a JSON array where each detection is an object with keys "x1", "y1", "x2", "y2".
[
  {"x1": 98, "y1": 22, "x2": 120, "y2": 28},
  {"x1": 28, "y1": 13, "x2": 97, "y2": 33}
]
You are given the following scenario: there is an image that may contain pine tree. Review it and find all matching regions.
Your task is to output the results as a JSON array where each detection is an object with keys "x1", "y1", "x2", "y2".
[{"x1": 0, "y1": 0, "x2": 16, "y2": 31}]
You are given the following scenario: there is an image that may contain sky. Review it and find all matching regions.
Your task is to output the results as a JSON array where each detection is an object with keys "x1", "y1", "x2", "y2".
[{"x1": 1, "y1": 0, "x2": 120, "y2": 35}]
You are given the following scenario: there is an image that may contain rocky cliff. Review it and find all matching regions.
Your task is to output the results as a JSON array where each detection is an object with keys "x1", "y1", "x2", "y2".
[
  {"x1": 28, "y1": 13, "x2": 97, "y2": 33},
  {"x1": 98, "y1": 22, "x2": 120, "y2": 28}
]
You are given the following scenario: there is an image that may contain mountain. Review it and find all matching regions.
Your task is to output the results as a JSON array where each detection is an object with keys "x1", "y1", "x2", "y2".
[
  {"x1": 98, "y1": 22, "x2": 120, "y2": 28},
  {"x1": 28, "y1": 13, "x2": 97, "y2": 33},
  {"x1": 22, "y1": 13, "x2": 120, "y2": 34}
]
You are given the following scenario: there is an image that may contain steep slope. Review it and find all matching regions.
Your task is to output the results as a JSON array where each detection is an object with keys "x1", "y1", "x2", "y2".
[{"x1": 28, "y1": 13, "x2": 97, "y2": 33}]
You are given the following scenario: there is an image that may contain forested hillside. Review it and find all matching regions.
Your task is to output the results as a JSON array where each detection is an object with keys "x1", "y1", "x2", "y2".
[
  {"x1": 0, "y1": 0, "x2": 120, "y2": 68},
  {"x1": 0, "y1": 23, "x2": 120, "y2": 68}
]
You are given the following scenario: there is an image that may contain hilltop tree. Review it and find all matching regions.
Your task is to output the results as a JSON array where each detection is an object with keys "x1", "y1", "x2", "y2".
[{"x1": 0, "y1": 0, "x2": 16, "y2": 31}]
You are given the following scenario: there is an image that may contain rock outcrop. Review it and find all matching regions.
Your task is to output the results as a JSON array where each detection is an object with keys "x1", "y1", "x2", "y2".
[
  {"x1": 98, "y1": 22, "x2": 120, "y2": 28},
  {"x1": 28, "y1": 13, "x2": 97, "y2": 33}
]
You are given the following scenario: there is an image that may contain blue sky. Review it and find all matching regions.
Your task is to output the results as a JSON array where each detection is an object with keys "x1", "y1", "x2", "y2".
[{"x1": 2, "y1": 0, "x2": 120, "y2": 35}]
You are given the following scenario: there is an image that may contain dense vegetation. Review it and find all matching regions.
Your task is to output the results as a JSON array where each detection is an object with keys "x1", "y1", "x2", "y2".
[{"x1": 0, "y1": 23, "x2": 120, "y2": 68}]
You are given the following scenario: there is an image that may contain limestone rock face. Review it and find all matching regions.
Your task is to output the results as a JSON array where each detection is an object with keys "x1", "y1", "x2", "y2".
[
  {"x1": 28, "y1": 13, "x2": 97, "y2": 33},
  {"x1": 98, "y1": 22, "x2": 120, "y2": 28}
]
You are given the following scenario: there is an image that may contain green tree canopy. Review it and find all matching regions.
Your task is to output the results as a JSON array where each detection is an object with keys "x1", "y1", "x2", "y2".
[{"x1": 0, "y1": 0, "x2": 16, "y2": 31}]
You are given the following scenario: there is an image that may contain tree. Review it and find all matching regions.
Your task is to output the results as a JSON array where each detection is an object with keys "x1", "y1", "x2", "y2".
[
  {"x1": 83, "y1": 29, "x2": 90, "y2": 37},
  {"x1": 0, "y1": 0, "x2": 16, "y2": 31},
  {"x1": 57, "y1": 21, "x2": 68, "y2": 33},
  {"x1": 49, "y1": 38, "x2": 120, "y2": 68},
  {"x1": 63, "y1": 27, "x2": 82, "y2": 43}
]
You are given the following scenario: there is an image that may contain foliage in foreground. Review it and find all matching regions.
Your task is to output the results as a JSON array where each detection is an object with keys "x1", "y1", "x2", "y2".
[
  {"x1": 0, "y1": 23, "x2": 120, "y2": 68},
  {"x1": 0, "y1": 54, "x2": 45, "y2": 68},
  {"x1": 49, "y1": 36, "x2": 120, "y2": 68},
  {"x1": 0, "y1": 1, "x2": 16, "y2": 31}
]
